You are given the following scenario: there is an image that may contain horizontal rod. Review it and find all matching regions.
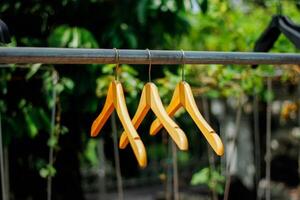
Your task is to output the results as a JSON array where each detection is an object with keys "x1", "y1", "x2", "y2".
[{"x1": 0, "y1": 47, "x2": 300, "y2": 65}]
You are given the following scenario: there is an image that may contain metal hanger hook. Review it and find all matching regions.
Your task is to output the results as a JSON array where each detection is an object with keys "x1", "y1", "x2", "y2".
[
  {"x1": 181, "y1": 49, "x2": 185, "y2": 81},
  {"x1": 114, "y1": 48, "x2": 120, "y2": 81},
  {"x1": 146, "y1": 49, "x2": 152, "y2": 82}
]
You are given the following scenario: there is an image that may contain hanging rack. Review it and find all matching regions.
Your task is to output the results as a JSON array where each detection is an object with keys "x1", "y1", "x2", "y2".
[{"x1": 0, "y1": 47, "x2": 300, "y2": 65}]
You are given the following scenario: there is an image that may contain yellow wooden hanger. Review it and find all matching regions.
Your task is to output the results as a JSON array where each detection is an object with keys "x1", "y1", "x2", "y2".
[
  {"x1": 90, "y1": 49, "x2": 147, "y2": 168},
  {"x1": 149, "y1": 50, "x2": 224, "y2": 156},
  {"x1": 119, "y1": 49, "x2": 188, "y2": 151}
]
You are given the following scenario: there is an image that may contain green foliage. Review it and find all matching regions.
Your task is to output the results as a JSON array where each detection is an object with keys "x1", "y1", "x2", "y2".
[
  {"x1": 96, "y1": 64, "x2": 143, "y2": 104},
  {"x1": 83, "y1": 139, "x2": 99, "y2": 166},
  {"x1": 147, "y1": 143, "x2": 168, "y2": 161},
  {"x1": 25, "y1": 64, "x2": 42, "y2": 80},
  {"x1": 191, "y1": 167, "x2": 225, "y2": 194},
  {"x1": 175, "y1": 0, "x2": 299, "y2": 101},
  {"x1": 155, "y1": 0, "x2": 299, "y2": 101},
  {"x1": 1, "y1": 0, "x2": 300, "y2": 187},
  {"x1": 39, "y1": 164, "x2": 57, "y2": 178},
  {"x1": 177, "y1": 151, "x2": 190, "y2": 166},
  {"x1": 156, "y1": 68, "x2": 181, "y2": 103},
  {"x1": 48, "y1": 25, "x2": 98, "y2": 48},
  {"x1": 156, "y1": 63, "x2": 278, "y2": 103}
]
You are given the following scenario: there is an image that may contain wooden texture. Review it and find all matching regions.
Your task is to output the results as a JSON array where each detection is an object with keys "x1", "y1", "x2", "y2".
[
  {"x1": 150, "y1": 81, "x2": 224, "y2": 156},
  {"x1": 91, "y1": 81, "x2": 147, "y2": 167},
  {"x1": 119, "y1": 83, "x2": 188, "y2": 151}
]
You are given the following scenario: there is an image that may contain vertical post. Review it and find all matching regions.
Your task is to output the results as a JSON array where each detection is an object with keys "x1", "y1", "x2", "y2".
[
  {"x1": 265, "y1": 77, "x2": 272, "y2": 200},
  {"x1": 164, "y1": 132, "x2": 172, "y2": 200},
  {"x1": 166, "y1": 138, "x2": 172, "y2": 200},
  {"x1": 111, "y1": 111, "x2": 124, "y2": 200},
  {"x1": 224, "y1": 97, "x2": 242, "y2": 200},
  {"x1": 253, "y1": 93, "x2": 261, "y2": 195},
  {"x1": 172, "y1": 141, "x2": 179, "y2": 200},
  {"x1": 47, "y1": 70, "x2": 58, "y2": 200},
  {"x1": 202, "y1": 97, "x2": 217, "y2": 200},
  {"x1": 0, "y1": 112, "x2": 7, "y2": 200},
  {"x1": 97, "y1": 139, "x2": 106, "y2": 198}
]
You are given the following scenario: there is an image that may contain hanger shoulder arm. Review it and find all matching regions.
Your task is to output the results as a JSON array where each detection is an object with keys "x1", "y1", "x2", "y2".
[
  {"x1": 182, "y1": 82, "x2": 224, "y2": 156},
  {"x1": 114, "y1": 82, "x2": 147, "y2": 167},
  {"x1": 119, "y1": 87, "x2": 149, "y2": 149},
  {"x1": 91, "y1": 83, "x2": 114, "y2": 137},
  {"x1": 150, "y1": 84, "x2": 181, "y2": 136},
  {"x1": 147, "y1": 83, "x2": 188, "y2": 150}
]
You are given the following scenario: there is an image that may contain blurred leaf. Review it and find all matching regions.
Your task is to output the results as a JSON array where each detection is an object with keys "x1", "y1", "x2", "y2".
[
  {"x1": 191, "y1": 167, "x2": 209, "y2": 185},
  {"x1": 38, "y1": 108, "x2": 51, "y2": 129},
  {"x1": 83, "y1": 139, "x2": 99, "y2": 166},
  {"x1": 137, "y1": 0, "x2": 148, "y2": 25},
  {"x1": 61, "y1": 28, "x2": 72, "y2": 46},
  {"x1": 25, "y1": 63, "x2": 42, "y2": 80},
  {"x1": 191, "y1": 167, "x2": 225, "y2": 194},
  {"x1": 69, "y1": 27, "x2": 80, "y2": 48},
  {"x1": 256, "y1": 65, "x2": 275, "y2": 76},
  {"x1": 124, "y1": 31, "x2": 138, "y2": 48},
  {"x1": 47, "y1": 136, "x2": 58, "y2": 148},
  {"x1": 0, "y1": 100, "x2": 6, "y2": 113},
  {"x1": 39, "y1": 164, "x2": 56, "y2": 178},
  {"x1": 102, "y1": 64, "x2": 115, "y2": 74},
  {"x1": 39, "y1": 168, "x2": 49, "y2": 178},
  {"x1": 48, "y1": 25, "x2": 70, "y2": 47},
  {"x1": 60, "y1": 126, "x2": 69, "y2": 135},
  {"x1": 263, "y1": 89, "x2": 274, "y2": 102},
  {"x1": 18, "y1": 99, "x2": 26, "y2": 109},
  {"x1": 48, "y1": 25, "x2": 98, "y2": 48},
  {"x1": 23, "y1": 108, "x2": 39, "y2": 138},
  {"x1": 60, "y1": 77, "x2": 74, "y2": 91},
  {"x1": 177, "y1": 151, "x2": 190, "y2": 165},
  {"x1": 205, "y1": 89, "x2": 220, "y2": 98}
]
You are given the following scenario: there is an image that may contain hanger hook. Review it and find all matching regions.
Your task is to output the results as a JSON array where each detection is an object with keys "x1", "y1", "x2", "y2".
[
  {"x1": 114, "y1": 48, "x2": 120, "y2": 81},
  {"x1": 181, "y1": 49, "x2": 185, "y2": 82},
  {"x1": 146, "y1": 49, "x2": 152, "y2": 82}
]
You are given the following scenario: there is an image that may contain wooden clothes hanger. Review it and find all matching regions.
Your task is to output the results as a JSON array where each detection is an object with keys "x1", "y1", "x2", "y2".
[
  {"x1": 119, "y1": 49, "x2": 188, "y2": 151},
  {"x1": 150, "y1": 50, "x2": 224, "y2": 156},
  {"x1": 90, "y1": 49, "x2": 147, "y2": 168}
]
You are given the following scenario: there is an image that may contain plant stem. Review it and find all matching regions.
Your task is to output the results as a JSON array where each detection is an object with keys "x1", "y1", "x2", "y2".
[
  {"x1": 223, "y1": 97, "x2": 242, "y2": 200},
  {"x1": 47, "y1": 70, "x2": 58, "y2": 200},
  {"x1": 111, "y1": 111, "x2": 124, "y2": 200},
  {"x1": 172, "y1": 141, "x2": 179, "y2": 200},
  {"x1": 223, "y1": 175, "x2": 231, "y2": 200},
  {"x1": 265, "y1": 77, "x2": 272, "y2": 200},
  {"x1": 164, "y1": 132, "x2": 172, "y2": 200},
  {"x1": 97, "y1": 139, "x2": 106, "y2": 198},
  {"x1": 167, "y1": 137, "x2": 172, "y2": 200},
  {"x1": 202, "y1": 96, "x2": 217, "y2": 200},
  {"x1": 253, "y1": 93, "x2": 261, "y2": 195}
]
